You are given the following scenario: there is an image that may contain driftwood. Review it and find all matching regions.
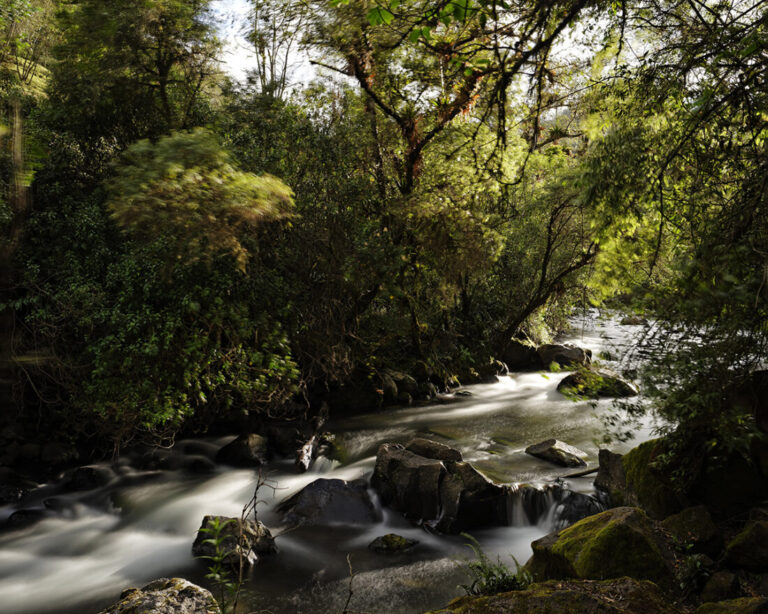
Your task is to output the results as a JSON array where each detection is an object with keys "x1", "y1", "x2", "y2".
[
  {"x1": 295, "y1": 434, "x2": 320, "y2": 473},
  {"x1": 561, "y1": 466, "x2": 599, "y2": 479}
]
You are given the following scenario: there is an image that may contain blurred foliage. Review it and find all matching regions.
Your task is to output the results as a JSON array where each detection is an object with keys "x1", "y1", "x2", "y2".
[{"x1": 108, "y1": 129, "x2": 294, "y2": 272}]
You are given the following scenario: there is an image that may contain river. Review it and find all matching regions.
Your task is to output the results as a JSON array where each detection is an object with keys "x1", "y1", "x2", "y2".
[{"x1": 0, "y1": 313, "x2": 659, "y2": 613}]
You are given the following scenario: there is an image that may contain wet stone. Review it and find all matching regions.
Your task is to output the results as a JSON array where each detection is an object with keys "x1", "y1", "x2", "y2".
[
  {"x1": 525, "y1": 439, "x2": 587, "y2": 468},
  {"x1": 368, "y1": 533, "x2": 419, "y2": 553}
]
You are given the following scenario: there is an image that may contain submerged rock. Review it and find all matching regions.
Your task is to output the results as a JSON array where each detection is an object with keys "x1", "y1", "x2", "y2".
[
  {"x1": 261, "y1": 421, "x2": 313, "y2": 457},
  {"x1": 192, "y1": 515, "x2": 276, "y2": 569},
  {"x1": 525, "y1": 507, "x2": 675, "y2": 588},
  {"x1": 0, "y1": 468, "x2": 37, "y2": 505},
  {"x1": 98, "y1": 578, "x2": 220, "y2": 614},
  {"x1": 537, "y1": 344, "x2": 591, "y2": 370},
  {"x1": 525, "y1": 439, "x2": 587, "y2": 468},
  {"x1": 620, "y1": 315, "x2": 649, "y2": 326},
  {"x1": 368, "y1": 533, "x2": 419, "y2": 553},
  {"x1": 552, "y1": 488, "x2": 605, "y2": 528},
  {"x1": 557, "y1": 369, "x2": 638, "y2": 398},
  {"x1": 215, "y1": 434, "x2": 270, "y2": 467},
  {"x1": 278, "y1": 478, "x2": 380, "y2": 526},
  {"x1": 4, "y1": 508, "x2": 48, "y2": 529},
  {"x1": 66, "y1": 465, "x2": 115, "y2": 491},
  {"x1": 428, "y1": 577, "x2": 680, "y2": 614},
  {"x1": 384, "y1": 369, "x2": 420, "y2": 398}
]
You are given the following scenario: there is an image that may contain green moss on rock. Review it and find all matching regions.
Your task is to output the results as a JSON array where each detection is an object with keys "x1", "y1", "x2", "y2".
[
  {"x1": 661, "y1": 506, "x2": 721, "y2": 555},
  {"x1": 622, "y1": 440, "x2": 687, "y2": 520},
  {"x1": 723, "y1": 521, "x2": 768, "y2": 571},
  {"x1": 368, "y1": 533, "x2": 419, "y2": 553},
  {"x1": 525, "y1": 507, "x2": 674, "y2": 588},
  {"x1": 98, "y1": 578, "x2": 221, "y2": 614},
  {"x1": 557, "y1": 368, "x2": 637, "y2": 399},
  {"x1": 426, "y1": 577, "x2": 680, "y2": 614}
]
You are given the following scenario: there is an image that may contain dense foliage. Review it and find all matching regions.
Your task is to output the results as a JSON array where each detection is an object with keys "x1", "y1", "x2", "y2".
[{"x1": 0, "y1": 0, "x2": 764, "y2": 463}]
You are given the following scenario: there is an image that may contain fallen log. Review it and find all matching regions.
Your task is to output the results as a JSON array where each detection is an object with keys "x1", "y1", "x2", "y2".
[{"x1": 560, "y1": 466, "x2": 599, "y2": 479}]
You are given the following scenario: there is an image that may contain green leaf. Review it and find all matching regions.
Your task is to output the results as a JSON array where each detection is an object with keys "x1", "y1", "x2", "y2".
[{"x1": 367, "y1": 7, "x2": 394, "y2": 26}]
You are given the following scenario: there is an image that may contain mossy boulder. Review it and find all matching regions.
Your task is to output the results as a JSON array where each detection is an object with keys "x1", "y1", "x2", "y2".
[
  {"x1": 427, "y1": 577, "x2": 680, "y2": 614},
  {"x1": 557, "y1": 368, "x2": 638, "y2": 399},
  {"x1": 524, "y1": 507, "x2": 675, "y2": 588},
  {"x1": 595, "y1": 440, "x2": 687, "y2": 520},
  {"x1": 98, "y1": 578, "x2": 220, "y2": 614},
  {"x1": 661, "y1": 506, "x2": 721, "y2": 556},
  {"x1": 694, "y1": 597, "x2": 768, "y2": 614},
  {"x1": 723, "y1": 520, "x2": 768, "y2": 571}
]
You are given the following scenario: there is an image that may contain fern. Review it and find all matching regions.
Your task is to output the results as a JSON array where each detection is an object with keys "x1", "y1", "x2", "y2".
[{"x1": 458, "y1": 533, "x2": 532, "y2": 596}]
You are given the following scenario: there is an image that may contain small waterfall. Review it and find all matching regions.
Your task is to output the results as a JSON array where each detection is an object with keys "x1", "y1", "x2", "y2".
[
  {"x1": 505, "y1": 484, "x2": 531, "y2": 526},
  {"x1": 504, "y1": 482, "x2": 604, "y2": 531}
]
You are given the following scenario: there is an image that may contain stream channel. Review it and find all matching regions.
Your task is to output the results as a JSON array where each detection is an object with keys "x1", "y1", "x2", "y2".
[{"x1": 0, "y1": 313, "x2": 661, "y2": 613}]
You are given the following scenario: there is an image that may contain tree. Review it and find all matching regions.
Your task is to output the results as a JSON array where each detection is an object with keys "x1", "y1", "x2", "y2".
[
  {"x1": 246, "y1": 0, "x2": 306, "y2": 99},
  {"x1": 48, "y1": 0, "x2": 220, "y2": 146}
]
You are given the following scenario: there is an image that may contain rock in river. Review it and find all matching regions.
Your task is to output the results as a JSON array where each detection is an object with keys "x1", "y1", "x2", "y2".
[
  {"x1": 525, "y1": 439, "x2": 587, "y2": 468},
  {"x1": 405, "y1": 437, "x2": 463, "y2": 462},
  {"x1": 371, "y1": 440, "x2": 510, "y2": 532},
  {"x1": 215, "y1": 434, "x2": 270, "y2": 467},
  {"x1": 192, "y1": 515, "x2": 276, "y2": 569},
  {"x1": 278, "y1": 478, "x2": 381, "y2": 526},
  {"x1": 537, "y1": 344, "x2": 591, "y2": 369},
  {"x1": 98, "y1": 578, "x2": 220, "y2": 614},
  {"x1": 368, "y1": 533, "x2": 419, "y2": 553},
  {"x1": 557, "y1": 368, "x2": 638, "y2": 398}
]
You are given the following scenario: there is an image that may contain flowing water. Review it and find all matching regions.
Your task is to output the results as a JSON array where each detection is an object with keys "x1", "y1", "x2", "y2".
[{"x1": 0, "y1": 313, "x2": 659, "y2": 614}]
